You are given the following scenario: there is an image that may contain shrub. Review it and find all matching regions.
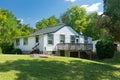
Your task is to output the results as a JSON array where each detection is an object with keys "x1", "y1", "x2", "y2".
[
  {"x1": 1, "y1": 42, "x2": 14, "y2": 54},
  {"x1": 96, "y1": 37, "x2": 115, "y2": 59},
  {"x1": 12, "y1": 48, "x2": 22, "y2": 54},
  {"x1": 0, "y1": 47, "x2": 2, "y2": 54}
]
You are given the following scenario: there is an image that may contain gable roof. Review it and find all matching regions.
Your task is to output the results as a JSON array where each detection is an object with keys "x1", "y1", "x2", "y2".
[{"x1": 33, "y1": 24, "x2": 66, "y2": 35}]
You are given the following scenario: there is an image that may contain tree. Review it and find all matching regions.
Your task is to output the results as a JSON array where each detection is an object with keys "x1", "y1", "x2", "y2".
[
  {"x1": 61, "y1": 5, "x2": 88, "y2": 33},
  {"x1": 17, "y1": 24, "x2": 33, "y2": 36},
  {"x1": 61, "y1": 5, "x2": 104, "y2": 40},
  {"x1": 83, "y1": 12, "x2": 99, "y2": 40},
  {"x1": 0, "y1": 9, "x2": 18, "y2": 44},
  {"x1": 102, "y1": 0, "x2": 120, "y2": 42},
  {"x1": 0, "y1": 9, "x2": 33, "y2": 53},
  {"x1": 83, "y1": 12, "x2": 110, "y2": 40},
  {"x1": 36, "y1": 15, "x2": 60, "y2": 29}
]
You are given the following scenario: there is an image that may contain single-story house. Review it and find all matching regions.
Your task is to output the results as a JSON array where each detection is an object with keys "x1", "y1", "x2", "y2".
[{"x1": 14, "y1": 24, "x2": 93, "y2": 57}]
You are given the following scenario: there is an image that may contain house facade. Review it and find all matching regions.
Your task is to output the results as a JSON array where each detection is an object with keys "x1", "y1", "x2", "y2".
[{"x1": 14, "y1": 25, "x2": 93, "y2": 57}]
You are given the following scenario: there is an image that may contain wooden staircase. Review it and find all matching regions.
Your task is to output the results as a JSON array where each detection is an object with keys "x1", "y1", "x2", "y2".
[
  {"x1": 31, "y1": 43, "x2": 41, "y2": 54},
  {"x1": 85, "y1": 50, "x2": 93, "y2": 59},
  {"x1": 80, "y1": 50, "x2": 93, "y2": 59}
]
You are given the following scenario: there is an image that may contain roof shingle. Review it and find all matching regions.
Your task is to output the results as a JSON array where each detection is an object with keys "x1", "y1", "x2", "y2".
[{"x1": 33, "y1": 24, "x2": 66, "y2": 35}]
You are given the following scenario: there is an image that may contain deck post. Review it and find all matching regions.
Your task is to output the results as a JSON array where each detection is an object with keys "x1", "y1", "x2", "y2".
[{"x1": 78, "y1": 50, "x2": 80, "y2": 58}]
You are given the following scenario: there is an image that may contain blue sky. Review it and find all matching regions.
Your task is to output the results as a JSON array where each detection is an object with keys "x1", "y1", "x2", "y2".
[{"x1": 0, "y1": 0, "x2": 103, "y2": 27}]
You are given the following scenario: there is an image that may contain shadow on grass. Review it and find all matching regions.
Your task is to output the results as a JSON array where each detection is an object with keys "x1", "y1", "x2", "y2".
[
  {"x1": 0, "y1": 58, "x2": 120, "y2": 80},
  {"x1": 94, "y1": 52, "x2": 120, "y2": 65}
]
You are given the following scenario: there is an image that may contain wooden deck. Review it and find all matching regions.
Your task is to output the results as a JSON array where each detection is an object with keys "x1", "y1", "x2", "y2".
[{"x1": 57, "y1": 43, "x2": 93, "y2": 51}]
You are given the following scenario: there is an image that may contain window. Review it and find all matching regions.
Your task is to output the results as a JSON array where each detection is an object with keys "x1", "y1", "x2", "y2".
[
  {"x1": 75, "y1": 36, "x2": 79, "y2": 43},
  {"x1": 47, "y1": 34, "x2": 54, "y2": 45},
  {"x1": 35, "y1": 36, "x2": 39, "y2": 43},
  {"x1": 16, "y1": 39, "x2": 20, "y2": 46},
  {"x1": 84, "y1": 36, "x2": 88, "y2": 43},
  {"x1": 76, "y1": 39, "x2": 79, "y2": 43},
  {"x1": 60, "y1": 34, "x2": 65, "y2": 43},
  {"x1": 23, "y1": 38, "x2": 28, "y2": 45},
  {"x1": 70, "y1": 35, "x2": 75, "y2": 43}
]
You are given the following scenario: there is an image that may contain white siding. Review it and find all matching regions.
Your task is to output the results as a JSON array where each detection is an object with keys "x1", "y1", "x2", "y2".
[
  {"x1": 79, "y1": 35, "x2": 84, "y2": 43},
  {"x1": 43, "y1": 26, "x2": 81, "y2": 51},
  {"x1": 15, "y1": 37, "x2": 36, "y2": 51},
  {"x1": 39, "y1": 35, "x2": 44, "y2": 52},
  {"x1": 88, "y1": 37, "x2": 92, "y2": 43},
  {"x1": 92, "y1": 40, "x2": 98, "y2": 51},
  {"x1": 15, "y1": 26, "x2": 93, "y2": 52}
]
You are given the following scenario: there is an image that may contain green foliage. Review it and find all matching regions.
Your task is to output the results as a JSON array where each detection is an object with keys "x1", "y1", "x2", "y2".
[
  {"x1": 36, "y1": 15, "x2": 60, "y2": 29},
  {"x1": 0, "y1": 9, "x2": 19, "y2": 44},
  {"x1": 102, "y1": 0, "x2": 120, "y2": 42},
  {"x1": 0, "y1": 9, "x2": 33, "y2": 54},
  {"x1": 1, "y1": 42, "x2": 14, "y2": 54},
  {"x1": 12, "y1": 48, "x2": 22, "y2": 54},
  {"x1": 61, "y1": 5, "x2": 102, "y2": 40},
  {"x1": 61, "y1": 5, "x2": 87, "y2": 32},
  {"x1": 17, "y1": 24, "x2": 34, "y2": 36},
  {"x1": 0, "y1": 47, "x2": 2, "y2": 54},
  {"x1": 96, "y1": 37, "x2": 115, "y2": 59},
  {"x1": 83, "y1": 12, "x2": 100, "y2": 40}
]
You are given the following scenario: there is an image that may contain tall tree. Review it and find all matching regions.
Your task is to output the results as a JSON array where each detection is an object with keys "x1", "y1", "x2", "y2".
[
  {"x1": 0, "y1": 9, "x2": 33, "y2": 53},
  {"x1": 61, "y1": 5, "x2": 88, "y2": 33},
  {"x1": 0, "y1": 9, "x2": 19, "y2": 44},
  {"x1": 17, "y1": 24, "x2": 34, "y2": 36},
  {"x1": 102, "y1": 0, "x2": 120, "y2": 41},
  {"x1": 36, "y1": 15, "x2": 60, "y2": 29},
  {"x1": 83, "y1": 12, "x2": 100, "y2": 40},
  {"x1": 61, "y1": 5, "x2": 104, "y2": 40}
]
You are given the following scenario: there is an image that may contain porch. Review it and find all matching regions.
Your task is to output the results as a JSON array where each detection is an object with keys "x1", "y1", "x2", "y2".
[
  {"x1": 57, "y1": 43, "x2": 93, "y2": 51},
  {"x1": 57, "y1": 43, "x2": 93, "y2": 59}
]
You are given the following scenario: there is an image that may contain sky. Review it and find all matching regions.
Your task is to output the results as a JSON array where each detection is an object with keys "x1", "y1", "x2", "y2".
[{"x1": 0, "y1": 0, "x2": 103, "y2": 27}]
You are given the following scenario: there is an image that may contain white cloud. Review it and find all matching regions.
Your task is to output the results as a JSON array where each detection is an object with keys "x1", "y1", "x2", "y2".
[
  {"x1": 98, "y1": 12, "x2": 103, "y2": 15},
  {"x1": 18, "y1": 18, "x2": 24, "y2": 24},
  {"x1": 81, "y1": 3, "x2": 102, "y2": 12},
  {"x1": 65, "y1": 0, "x2": 76, "y2": 2}
]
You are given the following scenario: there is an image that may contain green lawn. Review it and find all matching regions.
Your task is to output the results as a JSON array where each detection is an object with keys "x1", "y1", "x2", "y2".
[{"x1": 0, "y1": 53, "x2": 120, "y2": 80}]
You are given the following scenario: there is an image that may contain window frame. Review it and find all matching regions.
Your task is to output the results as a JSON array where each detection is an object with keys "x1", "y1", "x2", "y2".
[
  {"x1": 47, "y1": 33, "x2": 54, "y2": 45},
  {"x1": 70, "y1": 35, "x2": 75, "y2": 43},
  {"x1": 35, "y1": 35, "x2": 39, "y2": 43},
  {"x1": 16, "y1": 39, "x2": 20, "y2": 46},
  {"x1": 84, "y1": 36, "x2": 88, "y2": 43},
  {"x1": 23, "y1": 38, "x2": 28, "y2": 45},
  {"x1": 60, "y1": 34, "x2": 65, "y2": 43}
]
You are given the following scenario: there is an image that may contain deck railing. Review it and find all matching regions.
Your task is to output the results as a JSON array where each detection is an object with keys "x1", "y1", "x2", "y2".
[{"x1": 57, "y1": 43, "x2": 93, "y2": 51}]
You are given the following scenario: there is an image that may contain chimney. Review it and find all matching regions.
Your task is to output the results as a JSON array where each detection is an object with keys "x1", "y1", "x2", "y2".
[{"x1": 34, "y1": 29, "x2": 39, "y2": 32}]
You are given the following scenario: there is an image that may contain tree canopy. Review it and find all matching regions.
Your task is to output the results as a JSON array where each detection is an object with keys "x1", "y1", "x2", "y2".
[
  {"x1": 102, "y1": 0, "x2": 120, "y2": 41},
  {"x1": 0, "y1": 9, "x2": 33, "y2": 53},
  {"x1": 61, "y1": 5, "x2": 88, "y2": 33},
  {"x1": 36, "y1": 15, "x2": 60, "y2": 29},
  {"x1": 61, "y1": 5, "x2": 102, "y2": 40}
]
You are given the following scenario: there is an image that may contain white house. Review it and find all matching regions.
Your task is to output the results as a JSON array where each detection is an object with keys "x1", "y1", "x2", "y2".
[{"x1": 14, "y1": 24, "x2": 93, "y2": 57}]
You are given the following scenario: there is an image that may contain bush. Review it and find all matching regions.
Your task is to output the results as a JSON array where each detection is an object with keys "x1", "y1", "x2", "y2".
[
  {"x1": 12, "y1": 48, "x2": 22, "y2": 54},
  {"x1": 0, "y1": 47, "x2": 2, "y2": 54},
  {"x1": 96, "y1": 37, "x2": 115, "y2": 59},
  {"x1": 1, "y1": 42, "x2": 14, "y2": 54}
]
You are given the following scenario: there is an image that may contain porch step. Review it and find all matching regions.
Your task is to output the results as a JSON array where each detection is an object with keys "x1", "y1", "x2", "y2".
[{"x1": 30, "y1": 49, "x2": 41, "y2": 54}]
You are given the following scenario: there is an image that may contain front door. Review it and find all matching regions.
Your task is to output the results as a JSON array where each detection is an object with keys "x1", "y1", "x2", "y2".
[{"x1": 35, "y1": 35, "x2": 39, "y2": 43}]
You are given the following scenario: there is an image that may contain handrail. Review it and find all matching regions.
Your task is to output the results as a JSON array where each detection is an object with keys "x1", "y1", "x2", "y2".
[
  {"x1": 32, "y1": 43, "x2": 39, "y2": 50},
  {"x1": 57, "y1": 43, "x2": 93, "y2": 50}
]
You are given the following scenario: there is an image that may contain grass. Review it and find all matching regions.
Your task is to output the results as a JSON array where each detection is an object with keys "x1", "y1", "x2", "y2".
[{"x1": 0, "y1": 53, "x2": 120, "y2": 80}]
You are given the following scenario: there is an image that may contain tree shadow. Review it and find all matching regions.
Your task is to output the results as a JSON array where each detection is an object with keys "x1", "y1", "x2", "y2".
[{"x1": 0, "y1": 58, "x2": 120, "y2": 80}]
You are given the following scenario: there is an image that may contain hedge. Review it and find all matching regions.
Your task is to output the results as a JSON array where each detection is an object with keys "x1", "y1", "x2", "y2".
[{"x1": 96, "y1": 37, "x2": 115, "y2": 59}]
